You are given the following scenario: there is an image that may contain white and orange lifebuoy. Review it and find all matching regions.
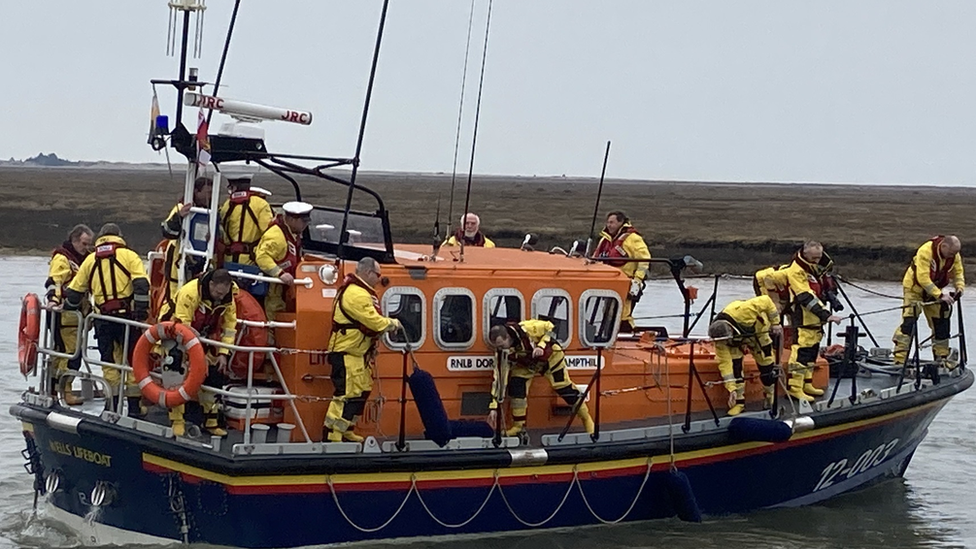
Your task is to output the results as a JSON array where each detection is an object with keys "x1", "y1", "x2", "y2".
[
  {"x1": 132, "y1": 321, "x2": 207, "y2": 408},
  {"x1": 18, "y1": 293, "x2": 41, "y2": 376}
]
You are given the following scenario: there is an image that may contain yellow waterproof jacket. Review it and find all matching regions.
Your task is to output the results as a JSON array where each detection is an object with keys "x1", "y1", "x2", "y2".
[
  {"x1": 67, "y1": 235, "x2": 149, "y2": 314},
  {"x1": 443, "y1": 234, "x2": 496, "y2": 248},
  {"x1": 328, "y1": 275, "x2": 394, "y2": 357},
  {"x1": 904, "y1": 239, "x2": 965, "y2": 298},
  {"x1": 595, "y1": 224, "x2": 651, "y2": 281},
  {"x1": 785, "y1": 256, "x2": 831, "y2": 324},
  {"x1": 755, "y1": 265, "x2": 790, "y2": 295},
  {"x1": 718, "y1": 295, "x2": 780, "y2": 339},
  {"x1": 255, "y1": 222, "x2": 300, "y2": 277},
  {"x1": 171, "y1": 278, "x2": 238, "y2": 355},
  {"x1": 46, "y1": 246, "x2": 86, "y2": 305},
  {"x1": 219, "y1": 194, "x2": 273, "y2": 258}
]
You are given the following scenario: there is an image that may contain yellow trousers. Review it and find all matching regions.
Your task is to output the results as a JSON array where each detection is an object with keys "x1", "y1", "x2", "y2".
[
  {"x1": 325, "y1": 353, "x2": 373, "y2": 434},
  {"x1": 892, "y1": 286, "x2": 952, "y2": 364}
]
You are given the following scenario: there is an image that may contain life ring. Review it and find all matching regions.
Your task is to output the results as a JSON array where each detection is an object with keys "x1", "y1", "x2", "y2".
[
  {"x1": 132, "y1": 321, "x2": 208, "y2": 407},
  {"x1": 18, "y1": 293, "x2": 41, "y2": 376}
]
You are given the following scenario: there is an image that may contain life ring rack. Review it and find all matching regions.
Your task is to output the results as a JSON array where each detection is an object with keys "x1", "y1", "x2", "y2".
[
  {"x1": 18, "y1": 293, "x2": 42, "y2": 376},
  {"x1": 132, "y1": 321, "x2": 208, "y2": 407}
]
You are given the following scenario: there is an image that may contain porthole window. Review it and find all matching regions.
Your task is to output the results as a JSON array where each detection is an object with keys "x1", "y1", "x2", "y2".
[
  {"x1": 531, "y1": 289, "x2": 572, "y2": 347},
  {"x1": 434, "y1": 287, "x2": 476, "y2": 350},
  {"x1": 381, "y1": 287, "x2": 426, "y2": 350},
  {"x1": 579, "y1": 290, "x2": 621, "y2": 347},
  {"x1": 483, "y1": 289, "x2": 524, "y2": 344}
]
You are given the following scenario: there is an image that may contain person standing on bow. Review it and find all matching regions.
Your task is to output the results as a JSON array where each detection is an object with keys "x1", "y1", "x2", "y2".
[
  {"x1": 255, "y1": 201, "x2": 312, "y2": 321},
  {"x1": 785, "y1": 241, "x2": 842, "y2": 402},
  {"x1": 219, "y1": 175, "x2": 273, "y2": 267},
  {"x1": 159, "y1": 176, "x2": 216, "y2": 313},
  {"x1": 443, "y1": 212, "x2": 495, "y2": 248},
  {"x1": 64, "y1": 223, "x2": 150, "y2": 416},
  {"x1": 45, "y1": 224, "x2": 93, "y2": 405},
  {"x1": 594, "y1": 211, "x2": 651, "y2": 333},
  {"x1": 892, "y1": 235, "x2": 965, "y2": 367},
  {"x1": 162, "y1": 268, "x2": 238, "y2": 437},
  {"x1": 708, "y1": 295, "x2": 783, "y2": 415},
  {"x1": 324, "y1": 257, "x2": 401, "y2": 443},
  {"x1": 486, "y1": 319, "x2": 594, "y2": 437}
]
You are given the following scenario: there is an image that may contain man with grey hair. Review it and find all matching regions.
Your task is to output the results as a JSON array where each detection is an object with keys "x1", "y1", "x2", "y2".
[
  {"x1": 444, "y1": 212, "x2": 495, "y2": 248},
  {"x1": 892, "y1": 235, "x2": 965, "y2": 366},
  {"x1": 324, "y1": 257, "x2": 401, "y2": 442}
]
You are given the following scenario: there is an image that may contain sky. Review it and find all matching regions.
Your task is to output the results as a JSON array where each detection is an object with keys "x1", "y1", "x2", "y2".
[{"x1": 2, "y1": 1, "x2": 976, "y2": 185}]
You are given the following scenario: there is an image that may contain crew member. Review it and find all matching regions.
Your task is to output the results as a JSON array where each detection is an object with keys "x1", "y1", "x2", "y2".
[
  {"x1": 160, "y1": 176, "x2": 215, "y2": 312},
  {"x1": 594, "y1": 211, "x2": 651, "y2": 332},
  {"x1": 165, "y1": 268, "x2": 238, "y2": 437},
  {"x1": 219, "y1": 175, "x2": 273, "y2": 267},
  {"x1": 324, "y1": 257, "x2": 401, "y2": 442},
  {"x1": 707, "y1": 295, "x2": 782, "y2": 415},
  {"x1": 753, "y1": 264, "x2": 791, "y2": 313},
  {"x1": 255, "y1": 201, "x2": 312, "y2": 321},
  {"x1": 892, "y1": 235, "x2": 965, "y2": 366},
  {"x1": 486, "y1": 319, "x2": 594, "y2": 437},
  {"x1": 785, "y1": 241, "x2": 842, "y2": 402},
  {"x1": 45, "y1": 224, "x2": 93, "y2": 405},
  {"x1": 64, "y1": 223, "x2": 150, "y2": 416},
  {"x1": 443, "y1": 213, "x2": 495, "y2": 248}
]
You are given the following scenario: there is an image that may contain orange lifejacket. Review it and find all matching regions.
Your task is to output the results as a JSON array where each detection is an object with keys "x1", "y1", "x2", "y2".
[
  {"x1": 927, "y1": 235, "x2": 955, "y2": 288},
  {"x1": 269, "y1": 216, "x2": 302, "y2": 277},
  {"x1": 594, "y1": 226, "x2": 640, "y2": 268},
  {"x1": 223, "y1": 191, "x2": 261, "y2": 259}
]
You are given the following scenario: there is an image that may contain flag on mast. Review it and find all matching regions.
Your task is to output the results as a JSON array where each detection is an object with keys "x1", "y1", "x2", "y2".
[{"x1": 196, "y1": 108, "x2": 211, "y2": 167}]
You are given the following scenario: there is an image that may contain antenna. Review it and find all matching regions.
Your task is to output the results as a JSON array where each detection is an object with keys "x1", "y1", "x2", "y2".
[
  {"x1": 446, "y1": 0, "x2": 478, "y2": 241},
  {"x1": 459, "y1": 0, "x2": 494, "y2": 263},
  {"x1": 184, "y1": 92, "x2": 313, "y2": 125},
  {"x1": 585, "y1": 140, "x2": 612, "y2": 258}
]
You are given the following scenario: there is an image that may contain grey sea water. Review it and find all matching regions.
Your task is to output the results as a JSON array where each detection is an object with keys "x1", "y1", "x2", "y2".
[{"x1": 0, "y1": 255, "x2": 973, "y2": 549}]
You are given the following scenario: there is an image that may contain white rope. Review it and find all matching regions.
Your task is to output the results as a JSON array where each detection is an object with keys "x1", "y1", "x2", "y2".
[
  {"x1": 497, "y1": 467, "x2": 578, "y2": 527},
  {"x1": 413, "y1": 473, "x2": 498, "y2": 528},
  {"x1": 575, "y1": 460, "x2": 653, "y2": 524},
  {"x1": 328, "y1": 476, "x2": 415, "y2": 533}
]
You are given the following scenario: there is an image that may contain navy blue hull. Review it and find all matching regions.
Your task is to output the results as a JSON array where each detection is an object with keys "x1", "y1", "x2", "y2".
[{"x1": 17, "y1": 392, "x2": 955, "y2": 548}]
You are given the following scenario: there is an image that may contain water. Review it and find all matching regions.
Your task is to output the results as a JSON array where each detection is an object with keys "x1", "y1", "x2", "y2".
[{"x1": 0, "y1": 255, "x2": 973, "y2": 549}]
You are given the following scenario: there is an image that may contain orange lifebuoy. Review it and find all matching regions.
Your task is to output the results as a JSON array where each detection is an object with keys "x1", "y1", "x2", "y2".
[
  {"x1": 132, "y1": 321, "x2": 207, "y2": 408},
  {"x1": 18, "y1": 293, "x2": 41, "y2": 376}
]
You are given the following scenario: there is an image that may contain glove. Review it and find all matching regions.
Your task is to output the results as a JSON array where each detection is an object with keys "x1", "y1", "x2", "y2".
[
  {"x1": 825, "y1": 292, "x2": 844, "y2": 312},
  {"x1": 385, "y1": 318, "x2": 403, "y2": 333},
  {"x1": 629, "y1": 279, "x2": 643, "y2": 298}
]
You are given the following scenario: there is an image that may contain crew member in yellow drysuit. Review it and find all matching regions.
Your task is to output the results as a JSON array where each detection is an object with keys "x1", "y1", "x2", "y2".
[
  {"x1": 486, "y1": 319, "x2": 594, "y2": 437},
  {"x1": 754, "y1": 264, "x2": 791, "y2": 313},
  {"x1": 325, "y1": 257, "x2": 401, "y2": 442},
  {"x1": 219, "y1": 175, "x2": 273, "y2": 267},
  {"x1": 163, "y1": 268, "x2": 238, "y2": 437},
  {"x1": 443, "y1": 212, "x2": 495, "y2": 248},
  {"x1": 594, "y1": 211, "x2": 650, "y2": 332},
  {"x1": 785, "y1": 242, "x2": 842, "y2": 402},
  {"x1": 45, "y1": 224, "x2": 93, "y2": 405},
  {"x1": 64, "y1": 223, "x2": 150, "y2": 416},
  {"x1": 160, "y1": 176, "x2": 215, "y2": 312},
  {"x1": 892, "y1": 235, "x2": 965, "y2": 366},
  {"x1": 255, "y1": 201, "x2": 311, "y2": 321},
  {"x1": 708, "y1": 295, "x2": 783, "y2": 415}
]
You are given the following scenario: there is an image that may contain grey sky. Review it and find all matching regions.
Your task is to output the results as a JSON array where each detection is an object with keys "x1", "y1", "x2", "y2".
[{"x1": 2, "y1": 1, "x2": 975, "y2": 184}]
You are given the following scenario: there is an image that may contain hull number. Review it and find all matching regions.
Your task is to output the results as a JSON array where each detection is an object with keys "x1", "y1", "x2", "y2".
[{"x1": 812, "y1": 438, "x2": 899, "y2": 492}]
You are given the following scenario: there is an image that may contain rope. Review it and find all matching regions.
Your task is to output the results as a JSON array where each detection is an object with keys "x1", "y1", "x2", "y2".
[
  {"x1": 328, "y1": 475, "x2": 415, "y2": 533},
  {"x1": 413, "y1": 473, "x2": 498, "y2": 528},
  {"x1": 497, "y1": 468, "x2": 578, "y2": 527},
  {"x1": 836, "y1": 276, "x2": 902, "y2": 300},
  {"x1": 576, "y1": 460, "x2": 653, "y2": 524}
]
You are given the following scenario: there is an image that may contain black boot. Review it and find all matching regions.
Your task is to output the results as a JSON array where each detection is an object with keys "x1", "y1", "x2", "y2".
[{"x1": 126, "y1": 396, "x2": 146, "y2": 418}]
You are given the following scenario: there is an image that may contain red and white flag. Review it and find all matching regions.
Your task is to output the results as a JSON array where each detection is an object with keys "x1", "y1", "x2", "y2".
[{"x1": 196, "y1": 108, "x2": 211, "y2": 167}]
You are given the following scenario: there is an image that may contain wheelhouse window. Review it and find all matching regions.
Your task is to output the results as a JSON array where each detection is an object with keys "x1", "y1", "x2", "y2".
[
  {"x1": 483, "y1": 289, "x2": 524, "y2": 344},
  {"x1": 434, "y1": 288, "x2": 476, "y2": 350},
  {"x1": 579, "y1": 290, "x2": 621, "y2": 347},
  {"x1": 532, "y1": 289, "x2": 572, "y2": 347},
  {"x1": 381, "y1": 287, "x2": 425, "y2": 349}
]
